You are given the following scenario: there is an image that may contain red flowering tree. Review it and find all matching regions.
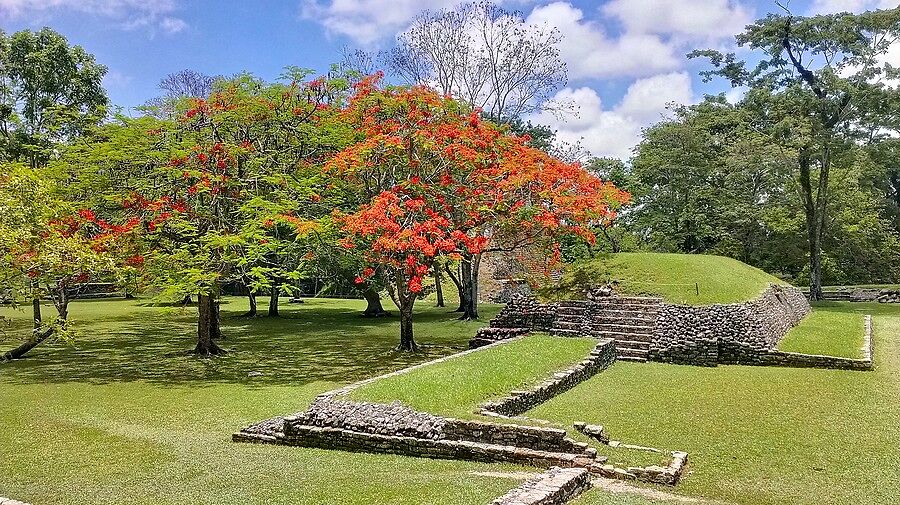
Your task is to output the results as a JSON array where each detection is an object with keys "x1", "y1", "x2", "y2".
[
  {"x1": 99, "y1": 73, "x2": 351, "y2": 355},
  {"x1": 1, "y1": 165, "x2": 122, "y2": 360},
  {"x1": 329, "y1": 76, "x2": 629, "y2": 350}
]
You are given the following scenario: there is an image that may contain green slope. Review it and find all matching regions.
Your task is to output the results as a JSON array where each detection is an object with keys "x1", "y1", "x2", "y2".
[{"x1": 549, "y1": 252, "x2": 787, "y2": 305}]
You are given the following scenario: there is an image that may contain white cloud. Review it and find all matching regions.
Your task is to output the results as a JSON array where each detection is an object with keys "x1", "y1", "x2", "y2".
[
  {"x1": 527, "y1": 2, "x2": 680, "y2": 79},
  {"x1": 602, "y1": 0, "x2": 753, "y2": 40},
  {"x1": 809, "y1": 0, "x2": 897, "y2": 14},
  {"x1": 528, "y1": 72, "x2": 695, "y2": 159},
  {"x1": 300, "y1": 0, "x2": 460, "y2": 46},
  {"x1": 0, "y1": 0, "x2": 188, "y2": 34}
]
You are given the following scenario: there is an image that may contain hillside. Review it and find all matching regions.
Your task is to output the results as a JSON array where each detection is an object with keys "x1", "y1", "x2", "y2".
[{"x1": 548, "y1": 253, "x2": 787, "y2": 305}]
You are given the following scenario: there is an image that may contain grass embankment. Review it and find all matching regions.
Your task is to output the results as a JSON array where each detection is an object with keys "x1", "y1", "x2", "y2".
[
  {"x1": 0, "y1": 297, "x2": 526, "y2": 505},
  {"x1": 551, "y1": 252, "x2": 786, "y2": 305},
  {"x1": 351, "y1": 333, "x2": 597, "y2": 418},
  {"x1": 530, "y1": 302, "x2": 900, "y2": 505},
  {"x1": 778, "y1": 302, "x2": 867, "y2": 358}
]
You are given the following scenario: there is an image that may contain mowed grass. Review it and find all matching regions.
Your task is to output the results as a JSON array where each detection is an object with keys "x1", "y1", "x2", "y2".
[
  {"x1": 529, "y1": 302, "x2": 900, "y2": 505},
  {"x1": 0, "y1": 296, "x2": 532, "y2": 505},
  {"x1": 554, "y1": 253, "x2": 786, "y2": 305},
  {"x1": 350, "y1": 333, "x2": 597, "y2": 418},
  {"x1": 778, "y1": 302, "x2": 867, "y2": 358}
]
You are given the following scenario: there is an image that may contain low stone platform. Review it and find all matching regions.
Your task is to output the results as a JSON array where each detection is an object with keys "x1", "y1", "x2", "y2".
[{"x1": 491, "y1": 467, "x2": 590, "y2": 505}]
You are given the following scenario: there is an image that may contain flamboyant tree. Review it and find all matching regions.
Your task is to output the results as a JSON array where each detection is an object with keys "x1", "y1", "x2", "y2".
[
  {"x1": 329, "y1": 77, "x2": 629, "y2": 349},
  {"x1": 1, "y1": 165, "x2": 123, "y2": 360},
  {"x1": 94, "y1": 73, "x2": 351, "y2": 355}
]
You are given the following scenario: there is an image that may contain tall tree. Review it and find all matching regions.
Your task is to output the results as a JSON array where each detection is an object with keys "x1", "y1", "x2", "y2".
[
  {"x1": 330, "y1": 78, "x2": 627, "y2": 349},
  {"x1": 690, "y1": 6, "x2": 900, "y2": 299},
  {"x1": 0, "y1": 28, "x2": 107, "y2": 167},
  {"x1": 388, "y1": 1, "x2": 569, "y2": 124}
]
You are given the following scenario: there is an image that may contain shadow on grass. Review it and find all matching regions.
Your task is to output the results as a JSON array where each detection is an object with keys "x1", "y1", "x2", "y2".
[{"x1": 0, "y1": 297, "x2": 498, "y2": 387}]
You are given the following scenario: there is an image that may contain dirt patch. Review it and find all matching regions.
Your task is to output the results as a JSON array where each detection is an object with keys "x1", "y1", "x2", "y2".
[
  {"x1": 592, "y1": 477, "x2": 704, "y2": 502},
  {"x1": 472, "y1": 470, "x2": 538, "y2": 480}
]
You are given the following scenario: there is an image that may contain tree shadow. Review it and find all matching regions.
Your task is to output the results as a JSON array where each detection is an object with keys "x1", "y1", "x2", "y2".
[{"x1": 0, "y1": 297, "x2": 500, "y2": 387}]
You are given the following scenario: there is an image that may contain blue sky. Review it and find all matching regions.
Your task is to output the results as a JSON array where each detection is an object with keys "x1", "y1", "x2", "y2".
[{"x1": 1, "y1": 0, "x2": 895, "y2": 158}]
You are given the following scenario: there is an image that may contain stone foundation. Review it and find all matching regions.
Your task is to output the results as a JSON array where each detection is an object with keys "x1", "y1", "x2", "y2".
[
  {"x1": 491, "y1": 467, "x2": 590, "y2": 505},
  {"x1": 651, "y1": 284, "x2": 811, "y2": 366}
]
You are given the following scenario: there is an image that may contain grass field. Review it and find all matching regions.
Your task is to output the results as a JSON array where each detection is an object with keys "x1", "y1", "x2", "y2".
[
  {"x1": 0, "y1": 296, "x2": 530, "y2": 505},
  {"x1": 2, "y1": 295, "x2": 897, "y2": 504},
  {"x1": 549, "y1": 253, "x2": 786, "y2": 305},
  {"x1": 351, "y1": 333, "x2": 597, "y2": 418},
  {"x1": 530, "y1": 302, "x2": 900, "y2": 505},
  {"x1": 778, "y1": 302, "x2": 867, "y2": 358}
]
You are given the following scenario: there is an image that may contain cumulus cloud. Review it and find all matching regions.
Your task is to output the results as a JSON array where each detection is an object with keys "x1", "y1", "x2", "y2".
[
  {"x1": 0, "y1": 0, "x2": 188, "y2": 33},
  {"x1": 809, "y1": 0, "x2": 897, "y2": 14},
  {"x1": 300, "y1": 0, "x2": 460, "y2": 46},
  {"x1": 528, "y1": 72, "x2": 695, "y2": 159},
  {"x1": 526, "y1": 2, "x2": 680, "y2": 79},
  {"x1": 602, "y1": 0, "x2": 753, "y2": 40}
]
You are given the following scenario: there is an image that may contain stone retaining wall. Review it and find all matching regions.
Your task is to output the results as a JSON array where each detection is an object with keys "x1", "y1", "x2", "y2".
[
  {"x1": 489, "y1": 294, "x2": 557, "y2": 332},
  {"x1": 490, "y1": 467, "x2": 590, "y2": 505},
  {"x1": 650, "y1": 284, "x2": 811, "y2": 366},
  {"x1": 480, "y1": 339, "x2": 617, "y2": 417},
  {"x1": 758, "y1": 315, "x2": 873, "y2": 370}
]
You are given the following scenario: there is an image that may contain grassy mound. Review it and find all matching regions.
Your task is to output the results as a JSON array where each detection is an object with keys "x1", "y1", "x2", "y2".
[{"x1": 548, "y1": 252, "x2": 786, "y2": 305}]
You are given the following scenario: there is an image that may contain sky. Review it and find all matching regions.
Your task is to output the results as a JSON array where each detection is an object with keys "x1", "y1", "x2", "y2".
[{"x1": 0, "y1": 0, "x2": 897, "y2": 159}]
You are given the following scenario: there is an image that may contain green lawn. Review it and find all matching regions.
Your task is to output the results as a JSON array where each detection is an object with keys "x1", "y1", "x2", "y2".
[
  {"x1": 528, "y1": 302, "x2": 900, "y2": 505},
  {"x1": 351, "y1": 333, "x2": 597, "y2": 418},
  {"x1": 550, "y1": 253, "x2": 787, "y2": 305},
  {"x1": 0, "y1": 296, "x2": 528, "y2": 505},
  {"x1": 778, "y1": 302, "x2": 867, "y2": 358}
]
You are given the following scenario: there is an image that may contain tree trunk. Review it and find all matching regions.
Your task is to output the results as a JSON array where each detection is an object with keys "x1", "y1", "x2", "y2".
[
  {"x1": 444, "y1": 264, "x2": 467, "y2": 313},
  {"x1": 244, "y1": 292, "x2": 257, "y2": 317},
  {"x1": 3, "y1": 296, "x2": 62, "y2": 361},
  {"x1": 398, "y1": 300, "x2": 418, "y2": 351},
  {"x1": 458, "y1": 254, "x2": 480, "y2": 320},
  {"x1": 2, "y1": 328, "x2": 53, "y2": 361},
  {"x1": 268, "y1": 286, "x2": 280, "y2": 317},
  {"x1": 195, "y1": 293, "x2": 224, "y2": 355},
  {"x1": 362, "y1": 287, "x2": 389, "y2": 317},
  {"x1": 798, "y1": 150, "x2": 829, "y2": 301},
  {"x1": 32, "y1": 297, "x2": 42, "y2": 329},
  {"x1": 434, "y1": 269, "x2": 445, "y2": 307}
]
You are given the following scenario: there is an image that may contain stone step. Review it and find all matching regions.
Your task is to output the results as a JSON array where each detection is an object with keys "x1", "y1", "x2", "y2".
[
  {"x1": 617, "y1": 355, "x2": 649, "y2": 362},
  {"x1": 616, "y1": 347, "x2": 649, "y2": 358},
  {"x1": 590, "y1": 323, "x2": 655, "y2": 334},
  {"x1": 549, "y1": 328, "x2": 585, "y2": 337},
  {"x1": 592, "y1": 305, "x2": 661, "y2": 314},
  {"x1": 591, "y1": 297, "x2": 662, "y2": 306},
  {"x1": 590, "y1": 315, "x2": 658, "y2": 326},
  {"x1": 553, "y1": 321, "x2": 588, "y2": 330},
  {"x1": 594, "y1": 330, "x2": 654, "y2": 341},
  {"x1": 612, "y1": 339, "x2": 651, "y2": 350}
]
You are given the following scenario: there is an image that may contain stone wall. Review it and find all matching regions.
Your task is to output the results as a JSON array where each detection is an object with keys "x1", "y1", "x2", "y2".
[
  {"x1": 0, "y1": 498, "x2": 31, "y2": 505},
  {"x1": 480, "y1": 339, "x2": 617, "y2": 417},
  {"x1": 490, "y1": 467, "x2": 590, "y2": 505},
  {"x1": 758, "y1": 314, "x2": 873, "y2": 370},
  {"x1": 488, "y1": 294, "x2": 557, "y2": 332},
  {"x1": 650, "y1": 284, "x2": 811, "y2": 366}
]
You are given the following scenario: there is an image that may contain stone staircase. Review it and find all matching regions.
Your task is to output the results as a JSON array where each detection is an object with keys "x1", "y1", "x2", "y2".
[{"x1": 550, "y1": 297, "x2": 663, "y2": 362}]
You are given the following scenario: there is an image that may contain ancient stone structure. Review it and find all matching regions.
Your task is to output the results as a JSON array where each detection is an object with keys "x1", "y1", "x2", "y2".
[
  {"x1": 802, "y1": 287, "x2": 900, "y2": 303},
  {"x1": 480, "y1": 339, "x2": 616, "y2": 417},
  {"x1": 550, "y1": 297, "x2": 662, "y2": 362},
  {"x1": 651, "y1": 284, "x2": 810, "y2": 366},
  {"x1": 490, "y1": 467, "x2": 591, "y2": 505},
  {"x1": 477, "y1": 285, "x2": 871, "y2": 369}
]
